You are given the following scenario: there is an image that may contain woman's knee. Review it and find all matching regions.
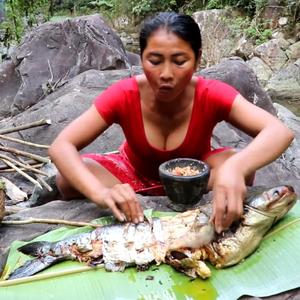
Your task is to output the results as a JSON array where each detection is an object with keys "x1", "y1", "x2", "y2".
[{"x1": 55, "y1": 172, "x2": 82, "y2": 199}]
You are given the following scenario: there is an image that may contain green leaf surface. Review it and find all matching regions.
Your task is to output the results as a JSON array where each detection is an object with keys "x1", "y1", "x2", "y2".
[{"x1": 0, "y1": 202, "x2": 300, "y2": 300}]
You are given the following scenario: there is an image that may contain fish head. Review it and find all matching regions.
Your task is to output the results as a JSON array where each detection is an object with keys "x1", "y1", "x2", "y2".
[{"x1": 248, "y1": 185, "x2": 297, "y2": 220}]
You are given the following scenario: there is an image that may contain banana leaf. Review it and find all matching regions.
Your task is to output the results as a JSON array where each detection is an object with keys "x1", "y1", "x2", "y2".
[{"x1": 0, "y1": 202, "x2": 300, "y2": 300}]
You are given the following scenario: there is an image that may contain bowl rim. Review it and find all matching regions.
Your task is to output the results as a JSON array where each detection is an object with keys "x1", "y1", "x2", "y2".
[{"x1": 158, "y1": 158, "x2": 210, "y2": 180}]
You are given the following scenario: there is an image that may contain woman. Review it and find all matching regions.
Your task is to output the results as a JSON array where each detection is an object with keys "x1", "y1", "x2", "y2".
[{"x1": 49, "y1": 12, "x2": 294, "y2": 233}]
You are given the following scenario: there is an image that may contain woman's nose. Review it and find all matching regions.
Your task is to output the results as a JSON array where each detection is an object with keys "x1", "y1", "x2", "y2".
[{"x1": 160, "y1": 63, "x2": 173, "y2": 80}]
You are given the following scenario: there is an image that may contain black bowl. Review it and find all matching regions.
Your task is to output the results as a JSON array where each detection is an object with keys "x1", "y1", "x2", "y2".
[{"x1": 159, "y1": 158, "x2": 210, "y2": 210}]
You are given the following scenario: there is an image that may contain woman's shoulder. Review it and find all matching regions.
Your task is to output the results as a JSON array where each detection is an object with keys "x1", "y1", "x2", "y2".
[
  {"x1": 197, "y1": 76, "x2": 235, "y2": 90},
  {"x1": 110, "y1": 77, "x2": 139, "y2": 92}
]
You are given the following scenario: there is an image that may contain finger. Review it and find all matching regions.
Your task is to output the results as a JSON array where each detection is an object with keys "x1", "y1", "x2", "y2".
[
  {"x1": 238, "y1": 186, "x2": 247, "y2": 218},
  {"x1": 110, "y1": 187, "x2": 132, "y2": 222},
  {"x1": 237, "y1": 192, "x2": 244, "y2": 220},
  {"x1": 222, "y1": 189, "x2": 238, "y2": 230},
  {"x1": 135, "y1": 199, "x2": 144, "y2": 223},
  {"x1": 121, "y1": 184, "x2": 144, "y2": 223},
  {"x1": 123, "y1": 184, "x2": 142, "y2": 223},
  {"x1": 105, "y1": 198, "x2": 126, "y2": 222},
  {"x1": 113, "y1": 184, "x2": 139, "y2": 223},
  {"x1": 212, "y1": 187, "x2": 227, "y2": 234}
]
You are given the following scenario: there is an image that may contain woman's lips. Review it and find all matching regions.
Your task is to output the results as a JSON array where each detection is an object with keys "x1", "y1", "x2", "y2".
[
  {"x1": 159, "y1": 84, "x2": 173, "y2": 89},
  {"x1": 158, "y1": 85, "x2": 174, "y2": 93}
]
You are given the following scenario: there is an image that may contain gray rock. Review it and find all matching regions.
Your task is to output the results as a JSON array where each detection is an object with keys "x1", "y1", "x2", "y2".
[
  {"x1": 0, "y1": 60, "x2": 21, "y2": 117},
  {"x1": 8, "y1": 14, "x2": 130, "y2": 115},
  {"x1": 266, "y1": 58, "x2": 300, "y2": 101},
  {"x1": 199, "y1": 57, "x2": 276, "y2": 114},
  {"x1": 254, "y1": 38, "x2": 290, "y2": 72},
  {"x1": 286, "y1": 41, "x2": 300, "y2": 63},
  {"x1": 193, "y1": 9, "x2": 243, "y2": 66},
  {"x1": 246, "y1": 56, "x2": 274, "y2": 87}
]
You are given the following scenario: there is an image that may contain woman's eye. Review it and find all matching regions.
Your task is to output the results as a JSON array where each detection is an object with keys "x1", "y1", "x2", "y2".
[
  {"x1": 174, "y1": 61, "x2": 186, "y2": 66},
  {"x1": 149, "y1": 60, "x2": 161, "y2": 65}
]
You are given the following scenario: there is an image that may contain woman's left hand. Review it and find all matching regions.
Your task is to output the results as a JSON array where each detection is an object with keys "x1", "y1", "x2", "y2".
[{"x1": 211, "y1": 161, "x2": 247, "y2": 233}]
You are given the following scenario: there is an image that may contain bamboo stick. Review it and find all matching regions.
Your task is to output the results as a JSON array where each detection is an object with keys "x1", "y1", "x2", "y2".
[
  {"x1": 0, "y1": 159, "x2": 38, "y2": 170},
  {"x1": 0, "y1": 264, "x2": 103, "y2": 286},
  {"x1": 0, "y1": 154, "x2": 48, "y2": 176},
  {"x1": 0, "y1": 119, "x2": 52, "y2": 135},
  {"x1": 35, "y1": 174, "x2": 53, "y2": 192},
  {"x1": 1, "y1": 218, "x2": 101, "y2": 228},
  {"x1": 0, "y1": 134, "x2": 49, "y2": 149},
  {"x1": 0, "y1": 146, "x2": 50, "y2": 163},
  {"x1": 0, "y1": 164, "x2": 44, "y2": 173},
  {"x1": 0, "y1": 159, "x2": 42, "y2": 189}
]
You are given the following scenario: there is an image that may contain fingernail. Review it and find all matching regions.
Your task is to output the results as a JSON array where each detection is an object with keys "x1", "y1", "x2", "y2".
[
  {"x1": 139, "y1": 216, "x2": 144, "y2": 222},
  {"x1": 216, "y1": 226, "x2": 222, "y2": 234},
  {"x1": 134, "y1": 218, "x2": 138, "y2": 224}
]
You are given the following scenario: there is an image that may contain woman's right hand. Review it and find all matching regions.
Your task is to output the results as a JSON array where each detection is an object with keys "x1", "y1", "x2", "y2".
[{"x1": 96, "y1": 184, "x2": 144, "y2": 224}]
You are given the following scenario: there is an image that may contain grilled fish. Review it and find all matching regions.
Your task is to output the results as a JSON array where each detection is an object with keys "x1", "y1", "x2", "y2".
[
  {"x1": 6, "y1": 185, "x2": 297, "y2": 280},
  {"x1": 166, "y1": 185, "x2": 297, "y2": 277},
  {"x1": 7, "y1": 207, "x2": 214, "y2": 280}
]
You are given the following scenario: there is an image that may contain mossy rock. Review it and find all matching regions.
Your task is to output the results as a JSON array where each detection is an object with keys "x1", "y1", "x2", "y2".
[{"x1": 0, "y1": 179, "x2": 5, "y2": 190}]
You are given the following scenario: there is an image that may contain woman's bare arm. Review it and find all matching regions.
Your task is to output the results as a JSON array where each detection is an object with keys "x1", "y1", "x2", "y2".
[
  {"x1": 49, "y1": 106, "x2": 143, "y2": 223},
  {"x1": 212, "y1": 94, "x2": 294, "y2": 232}
]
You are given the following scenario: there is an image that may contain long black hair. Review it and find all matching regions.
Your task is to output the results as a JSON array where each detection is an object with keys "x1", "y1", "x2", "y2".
[{"x1": 139, "y1": 12, "x2": 202, "y2": 60}]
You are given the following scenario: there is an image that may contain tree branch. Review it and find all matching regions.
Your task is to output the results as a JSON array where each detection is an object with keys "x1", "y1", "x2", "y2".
[
  {"x1": 0, "y1": 159, "x2": 42, "y2": 189},
  {"x1": 0, "y1": 154, "x2": 48, "y2": 176},
  {"x1": 1, "y1": 218, "x2": 101, "y2": 228},
  {"x1": 0, "y1": 119, "x2": 51, "y2": 135},
  {"x1": 0, "y1": 134, "x2": 49, "y2": 149},
  {"x1": 0, "y1": 146, "x2": 50, "y2": 163}
]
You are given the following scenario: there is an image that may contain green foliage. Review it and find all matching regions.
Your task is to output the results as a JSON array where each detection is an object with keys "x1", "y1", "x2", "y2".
[
  {"x1": 128, "y1": 0, "x2": 177, "y2": 18},
  {"x1": 227, "y1": 16, "x2": 272, "y2": 45},
  {"x1": 204, "y1": 0, "x2": 267, "y2": 16},
  {"x1": 0, "y1": 0, "x2": 50, "y2": 43}
]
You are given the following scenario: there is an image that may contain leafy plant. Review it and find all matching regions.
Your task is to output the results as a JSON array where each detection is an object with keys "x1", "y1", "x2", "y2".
[
  {"x1": 226, "y1": 16, "x2": 272, "y2": 45},
  {"x1": 0, "y1": 0, "x2": 50, "y2": 43}
]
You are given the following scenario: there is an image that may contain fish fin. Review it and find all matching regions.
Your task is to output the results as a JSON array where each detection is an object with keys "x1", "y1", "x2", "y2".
[
  {"x1": 7, "y1": 255, "x2": 64, "y2": 280},
  {"x1": 18, "y1": 241, "x2": 51, "y2": 256}
]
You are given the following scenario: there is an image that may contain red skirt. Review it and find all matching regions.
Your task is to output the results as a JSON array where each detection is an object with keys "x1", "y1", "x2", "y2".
[{"x1": 81, "y1": 145, "x2": 235, "y2": 196}]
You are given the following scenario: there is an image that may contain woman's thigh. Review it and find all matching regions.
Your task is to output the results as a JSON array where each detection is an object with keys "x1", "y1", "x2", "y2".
[{"x1": 56, "y1": 157, "x2": 122, "y2": 199}]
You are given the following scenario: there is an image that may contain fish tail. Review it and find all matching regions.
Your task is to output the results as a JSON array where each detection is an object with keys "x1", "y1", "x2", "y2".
[
  {"x1": 8, "y1": 255, "x2": 64, "y2": 280},
  {"x1": 18, "y1": 241, "x2": 52, "y2": 256}
]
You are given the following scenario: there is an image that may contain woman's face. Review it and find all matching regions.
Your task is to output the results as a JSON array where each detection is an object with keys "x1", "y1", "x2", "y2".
[{"x1": 141, "y1": 28, "x2": 199, "y2": 102}]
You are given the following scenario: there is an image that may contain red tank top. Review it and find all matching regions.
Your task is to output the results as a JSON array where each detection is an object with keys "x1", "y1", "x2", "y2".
[{"x1": 94, "y1": 77, "x2": 238, "y2": 179}]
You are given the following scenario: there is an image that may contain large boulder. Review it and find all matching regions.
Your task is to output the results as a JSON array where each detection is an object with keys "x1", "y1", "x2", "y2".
[
  {"x1": 266, "y1": 58, "x2": 300, "y2": 101},
  {"x1": 2, "y1": 14, "x2": 130, "y2": 117},
  {"x1": 199, "y1": 57, "x2": 276, "y2": 114},
  {"x1": 193, "y1": 9, "x2": 243, "y2": 67},
  {"x1": 0, "y1": 60, "x2": 21, "y2": 117},
  {"x1": 254, "y1": 38, "x2": 290, "y2": 72}
]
